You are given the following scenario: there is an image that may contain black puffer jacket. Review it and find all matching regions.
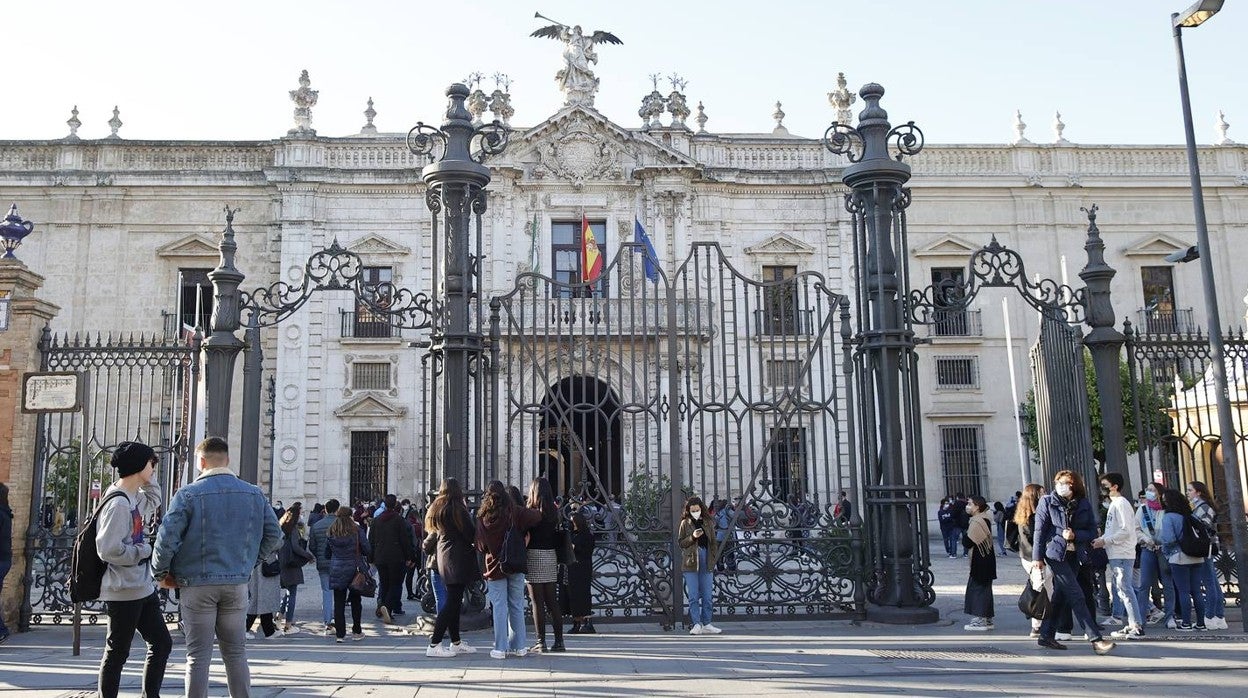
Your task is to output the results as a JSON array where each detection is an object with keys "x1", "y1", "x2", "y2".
[{"x1": 325, "y1": 528, "x2": 371, "y2": 591}]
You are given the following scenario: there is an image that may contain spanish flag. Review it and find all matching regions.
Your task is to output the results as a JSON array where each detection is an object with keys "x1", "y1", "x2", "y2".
[{"x1": 581, "y1": 214, "x2": 603, "y2": 283}]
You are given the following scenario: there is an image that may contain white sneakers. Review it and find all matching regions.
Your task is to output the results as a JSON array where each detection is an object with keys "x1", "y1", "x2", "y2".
[
  {"x1": 489, "y1": 649, "x2": 507, "y2": 659},
  {"x1": 451, "y1": 641, "x2": 477, "y2": 655},
  {"x1": 1099, "y1": 616, "x2": 1123, "y2": 627},
  {"x1": 1110, "y1": 625, "x2": 1145, "y2": 640},
  {"x1": 426, "y1": 644, "x2": 455, "y2": 658},
  {"x1": 689, "y1": 624, "x2": 703, "y2": 635},
  {"x1": 1204, "y1": 617, "x2": 1229, "y2": 630},
  {"x1": 702, "y1": 624, "x2": 722, "y2": 634},
  {"x1": 963, "y1": 617, "x2": 994, "y2": 632}
]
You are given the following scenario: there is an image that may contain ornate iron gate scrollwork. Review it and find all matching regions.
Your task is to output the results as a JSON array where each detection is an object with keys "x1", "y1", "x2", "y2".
[
  {"x1": 25, "y1": 329, "x2": 200, "y2": 626},
  {"x1": 489, "y1": 241, "x2": 864, "y2": 624}
]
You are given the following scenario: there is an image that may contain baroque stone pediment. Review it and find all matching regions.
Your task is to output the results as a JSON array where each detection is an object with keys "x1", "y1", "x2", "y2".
[
  {"x1": 156, "y1": 234, "x2": 219, "y2": 258},
  {"x1": 348, "y1": 233, "x2": 410, "y2": 257},
  {"x1": 744, "y1": 233, "x2": 816, "y2": 257},
  {"x1": 514, "y1": 105, "x2": 698, "y2": 186},
  {"x1": 913, "y1": 235, "x2": 982, "y2": 258},
  {"x1": 1122, "y1": 233, "x2": 1190, "y2": 257},
  {"x1": 334, "y1": 393, "x2": 407, "y2": 419}
]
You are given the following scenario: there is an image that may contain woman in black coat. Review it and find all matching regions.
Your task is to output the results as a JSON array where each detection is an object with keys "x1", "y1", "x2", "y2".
[
  {"x1": 564, "y1": 510, "x2": 596, "y2": 634},
  {"x1": 325, "y1": 507, "x2": 372, "y2": 642}
]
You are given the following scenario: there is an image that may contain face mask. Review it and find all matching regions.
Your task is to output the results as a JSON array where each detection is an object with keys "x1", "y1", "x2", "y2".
[
  {"x1": 1145, "y1": 490, "x2": 1157, "y2": 502},
  {"x1": 1054, "y1": 483, "x2": 1072, "y2": 498},
  {"x1": 690, "y1": 510, "x2": 702, "y2": 520},
  {"x1": 1099, "y1": 486, "x2": 1110, "y2": 496}
]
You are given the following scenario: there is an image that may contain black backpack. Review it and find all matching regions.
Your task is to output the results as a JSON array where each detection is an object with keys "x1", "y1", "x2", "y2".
[
  {"x1": 1178, "y1": 514, "x2": 1212, "y2": 558},
  {"x1": 1004, "y1": 519, "x2": 1020, "y2": 553},
  {"x1": 499, "y1": 522, "x2": 528, "y2": 575},
  {"x1": 69, "y1": 490, "x2": 130, "y2": 603}
]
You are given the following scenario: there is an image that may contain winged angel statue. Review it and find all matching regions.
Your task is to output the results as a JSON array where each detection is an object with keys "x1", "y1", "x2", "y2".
[{"x1": 531, "y1": 13, "x2": 622, "y2": 107}]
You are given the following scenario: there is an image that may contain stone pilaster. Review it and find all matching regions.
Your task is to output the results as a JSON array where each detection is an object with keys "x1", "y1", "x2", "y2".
[{"x1": 0, "y1": 260, "x2": 60, "y2": 633}]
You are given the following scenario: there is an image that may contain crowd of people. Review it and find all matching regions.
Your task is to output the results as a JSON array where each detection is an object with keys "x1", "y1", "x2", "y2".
[{"x1": 947, "y1": 469, "x2": 1228, "y2": 656}]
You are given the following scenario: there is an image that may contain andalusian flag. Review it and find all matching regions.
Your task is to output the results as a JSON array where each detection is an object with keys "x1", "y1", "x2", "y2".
[{"x1": 581, "y1": 214, "x2": 603, "y2": 283}]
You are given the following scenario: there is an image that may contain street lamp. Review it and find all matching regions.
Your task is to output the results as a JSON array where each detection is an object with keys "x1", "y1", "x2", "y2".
[{"x1": 1171, "y1": 0, "x2": 1248, "y2": 634}]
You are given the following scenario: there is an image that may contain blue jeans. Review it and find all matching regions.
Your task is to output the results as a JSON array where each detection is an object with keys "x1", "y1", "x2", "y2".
[
  {"x1": 319, "y1": 571, "x2": 333, "y2": 625},
  {"x1": 280, "y1": 584, "x2": 298, "y2": 625},
  {"x1": 1201, "y1": 556, "x2": 1225, "y2": 618},
  {"x1": 684, "y1": 571, "x2": 714, "y2": 626},
  {"x1": 1171, "y1": 562, "x2": 1206, "y2": 625},
  {"x1": 430, "y1": 569, "x2": 447, "y2": 615},
  {"x1": 1040, "y1": 557, "x2": 1102, "y2": 641},
  {"x1": 941, "y1": 528, "x2": 959, "y2": 557},
  {"x1": 485, "y1": 574, "x2": 528, "y2": 652},
  {"x1": 1107, "y1": 558, "x2": 1142, "y2": 627},
  {"x1": 1135, "y1": 547, "x2": 1174, "y2": 621}
]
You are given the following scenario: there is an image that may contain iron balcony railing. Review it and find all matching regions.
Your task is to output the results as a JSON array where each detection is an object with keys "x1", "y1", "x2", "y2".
[
  {"x1": 493, "y1": 298, "x2": 717, "y2": 337},
  {"x1": 925, "y1": 309, "x2": 983, "y2": 337},
  {"x1": 753, "y1": 307, "x2": 816, "y2": 337},
  {"x1": 340, "y1": 310, "x2": 400, "y2": 339},
  {"x1": 1136, "y1": 307, "x2": 1196, "y2": 335}
]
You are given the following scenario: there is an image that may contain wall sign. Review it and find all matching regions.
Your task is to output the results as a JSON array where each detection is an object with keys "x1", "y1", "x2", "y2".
[{"x1": 22, "y1": 371, "x2": 84, "y2": 413}]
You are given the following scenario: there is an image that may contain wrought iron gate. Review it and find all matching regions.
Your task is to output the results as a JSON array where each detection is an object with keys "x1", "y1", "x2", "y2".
[
  {"x1": 24, "y1": 328, "x2": 200, "y2": 626},
  {"x1": 1125, "y1": 322, "x2": 1245, "y2": 603},
  {"x1": 489, "y1": 241, "x2": 863, "y2": 625}
]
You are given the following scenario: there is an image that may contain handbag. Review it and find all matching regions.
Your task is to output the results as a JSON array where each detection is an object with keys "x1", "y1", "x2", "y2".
[
  {"x1": 555, "y1": 523, "x2": 577, "y2": 565},
  {"x1": 1078, "y1": 545, "x2": 1109, "y2": 570},
  {"x1": 1018, "y1": 583, "x2": 1050, "y2": 620},
  {"x1": 347, "y1": 532, "x2": 377, "y2": 597},
  {"x1": 261, "y1": 557, "x2": 281, "y2": 577}
]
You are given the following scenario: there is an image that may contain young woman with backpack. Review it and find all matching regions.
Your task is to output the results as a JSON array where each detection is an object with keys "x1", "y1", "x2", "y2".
[
  {"x1": 1157, "y1": 488, "x2": 1207, "y2": 631},
  {"x1": 424, "y1": 478, "x2": 479, "y2": 657},
  {"x1": 524, "y1": 478, "x2": 566, "y2": 653},
  {"x1": 1188, "y1": 481, "x2": 1227, "y2": 630},
  {"x1": 477, "y1": 480, "x2": 541, "y2": 659}
]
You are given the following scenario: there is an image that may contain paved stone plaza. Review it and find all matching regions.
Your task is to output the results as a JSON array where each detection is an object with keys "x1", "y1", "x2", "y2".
[{"x1": 1, "y1": 544, "x2": 1243, "y2": 697}]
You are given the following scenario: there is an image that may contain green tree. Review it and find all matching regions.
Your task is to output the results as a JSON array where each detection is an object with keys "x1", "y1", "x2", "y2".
[
  {"x1": 1023, "y1": 350, "x2": 1173, "y2": 468},
  {"x1": 43, "y1": 438, "x2": 108, "y2": 521}
]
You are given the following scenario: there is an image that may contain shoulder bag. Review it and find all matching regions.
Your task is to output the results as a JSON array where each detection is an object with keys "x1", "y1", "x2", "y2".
[{"x1": 348, "y1": 531, "x2": 377, "y2": 597}]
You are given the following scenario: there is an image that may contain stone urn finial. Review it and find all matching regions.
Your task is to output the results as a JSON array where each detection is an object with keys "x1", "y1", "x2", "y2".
[{"x1": 288, "y1": 70, "x2": 319, "y2": 137}]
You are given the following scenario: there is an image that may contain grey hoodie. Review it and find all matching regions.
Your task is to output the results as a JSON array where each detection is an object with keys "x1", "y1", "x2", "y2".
[{"x1": 96, "y1": 481, "x2": 162, "y2": 602}]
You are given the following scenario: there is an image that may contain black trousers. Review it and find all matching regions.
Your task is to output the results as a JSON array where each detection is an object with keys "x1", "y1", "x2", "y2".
[
  {"x1": 245, "y1": 613, "x2": 277, "y2": 637},
  {"x1": 376, "y1": 562, "x2": 406, "y2": 613},
  {"x1": 431, "y1": 583, "x2": 465, "y2": 645},
  {"x1": 334, "y1": 587, "x2": 363, "y2": 638},
  {"x1": 98, "y1": 591, "x2": 172, "y2": 698}
]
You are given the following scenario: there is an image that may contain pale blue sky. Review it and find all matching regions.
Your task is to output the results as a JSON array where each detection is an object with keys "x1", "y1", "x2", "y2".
[{"x1": 4, "y1": 0, "x2": 1244, "y2": 144}]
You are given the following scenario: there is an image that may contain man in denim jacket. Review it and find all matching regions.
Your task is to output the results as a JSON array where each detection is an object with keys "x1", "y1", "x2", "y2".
[{"x1": 152, "y1": 437, "x2": 281, "y2": 698}]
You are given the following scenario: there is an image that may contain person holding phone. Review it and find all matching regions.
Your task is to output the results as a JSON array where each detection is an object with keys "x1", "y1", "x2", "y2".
[{"x1": 678, "y1": 496, "x2": 721, "y2": 635}]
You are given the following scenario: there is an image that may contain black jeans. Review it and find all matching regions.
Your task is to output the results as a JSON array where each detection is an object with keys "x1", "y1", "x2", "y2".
[
  {"x1": 98, "y1": 591, "x2": 172, "y2": 698},
  {"x1": 376, "y1": 562, "x2": 406, "y2": 613},
  {"x1": 245, "y1": 613, "x2": 277, "y2": 637},
  {"x1": 334, "y1": 587, "x2": 363, "y2": 638},
  {"x1": 431, "y1": 582, "x2": 465, "y2": 645}
]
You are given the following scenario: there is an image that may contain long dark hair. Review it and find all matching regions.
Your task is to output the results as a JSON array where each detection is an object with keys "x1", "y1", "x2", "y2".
[
  {"x1": 527, "y1": 477, "x2": 558, "y2": 524},
  {"x1": 682, "y1": 495, "x2": 707, "y2": 521},
  {"x1": 1188, "y1": 480, "x2": 1218, "y2": 509},
  {"x1": 1161, "y1": 488, "x2": 1192, "y2": 516},
  {"x1": 428, "y1": 478, "x2": 470, "y2": 533},
  {"x1": 478, "y1": 480, "x2": 513, "y2": 525}
]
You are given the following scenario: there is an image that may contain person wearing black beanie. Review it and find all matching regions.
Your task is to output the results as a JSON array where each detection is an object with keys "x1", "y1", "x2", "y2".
[{"x1": 96, "y1": 441, "x2": 170, "y2": 697}]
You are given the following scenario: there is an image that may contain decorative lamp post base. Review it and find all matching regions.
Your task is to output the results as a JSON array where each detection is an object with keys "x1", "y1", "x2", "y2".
[{"x1": 866, "y1": 604, "x2": 940, "y2": 625}]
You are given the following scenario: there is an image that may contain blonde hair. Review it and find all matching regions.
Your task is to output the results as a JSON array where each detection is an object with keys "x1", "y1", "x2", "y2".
[
  {"x1": 328, "y1": 506, "x2": 357, "y2": 538},
  {"x1": 1013, "y1": 483, "x2": 1043, "y2": 526}
]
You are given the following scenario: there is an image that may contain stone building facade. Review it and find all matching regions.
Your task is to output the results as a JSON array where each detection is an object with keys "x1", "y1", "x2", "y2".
[{"x1": 2, "y1": 72, "x2": 1245, "y2": 516}]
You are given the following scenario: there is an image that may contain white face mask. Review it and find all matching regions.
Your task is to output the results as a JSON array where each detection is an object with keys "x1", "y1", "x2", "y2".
[
  {"x1": 1054, "y1": 483, "x2": 1072, "y2": 498},
  {"x1": 690, "y1": 510, "x2": 702, "y2": 520},
  {"x1": 1145, "y1": 490, "x2": 1157, "y2": 502}
]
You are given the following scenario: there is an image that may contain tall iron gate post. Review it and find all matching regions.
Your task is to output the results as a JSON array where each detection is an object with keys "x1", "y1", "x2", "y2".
[
  {"x1": 1077, "y1": 205, "x2": 1130, "y2": 487},
  {"x1": 825, "y1": 83, "x2": 937, "y2": 622},
  {"x1": 239, "y1": 317, "x2": 262, "y2": 484},
  {"x1": 412, "y1": 84, "x2": 508, "y2": 488},
  {"x1": 204, "y1": 207, "x2": 247, "y2": 440}
]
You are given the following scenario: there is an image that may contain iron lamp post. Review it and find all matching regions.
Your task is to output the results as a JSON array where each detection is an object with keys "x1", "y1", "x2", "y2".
[
  {"x1": 1171, "y1": 0, "x2": 1248, "y2": 634},
  {"x1": 1, "y1": 204, "x2": 35, "y2": 260}
]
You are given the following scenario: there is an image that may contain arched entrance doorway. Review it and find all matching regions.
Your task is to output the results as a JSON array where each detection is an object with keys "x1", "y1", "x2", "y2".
[{"x1": 538, "y1": 376, "x2": 622, "y2": 501}]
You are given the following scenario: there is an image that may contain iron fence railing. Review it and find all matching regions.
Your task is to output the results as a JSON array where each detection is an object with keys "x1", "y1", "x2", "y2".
[{"x1": 1136, "y1": 307, "x2": 1196, "y2": 335}]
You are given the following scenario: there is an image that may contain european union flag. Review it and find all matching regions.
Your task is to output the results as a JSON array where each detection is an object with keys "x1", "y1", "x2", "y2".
[{"x1": 634, "y1": 218, "x2": 660, "y2": 282}]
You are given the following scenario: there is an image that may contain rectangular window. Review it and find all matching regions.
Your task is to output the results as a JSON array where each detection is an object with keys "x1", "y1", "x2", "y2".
[
  {"x1": 352, "y1": 362, "x2": 391, "y2": 391},
  {"x1": 939, "y1": 425, "x2": 985, "y2": 498},
  {"x1": 766, "y1": 359, "x2": 803, "y2": 389},
  {"x1": 769, "y1": 426, "x2": 807, "y2": 503},
  {"x1": 934, "y1": 356, "x2": 979, "y2": 390},
  {"x1": 349, "y1": 431, "x2": 389, "y2": 505},
  {"x1": 1141, "y1": 266, "x2": 1178, "y2": 333},
  {"x1": 930, "y1": 266, "x2": 971, "y2": 336},
  {"x1": 177, "y1": 268, "x2": 213, "y2": 333},
  {"x1": 352, "y1": 266, "x2": 394, "y2": 338},
  {"x1": 551, "y1": 220, "x2": 608, "y2": 298},
  {"x1": 761, "y1": 265, "x2": 802, "y2": 335}
]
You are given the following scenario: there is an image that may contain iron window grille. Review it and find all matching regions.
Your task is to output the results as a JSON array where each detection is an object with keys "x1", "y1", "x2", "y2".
[
  {"x1": 352, "y1": 362, "x2": 391, "y2": 391},
  {"x1": 349, "y1": 431, "x2": 389, "y2": 505},
  {"x1": 769, "y1": 426, "x2": 807, "y2": 503},
  {"x1": 934, "y1": 355, "x2": 979, "y2": 390},
  {"x1": 352, "y1": 266, "x2": 394, "y2": 338},
  {"x1": 765, "y1": 359, "x2": 803, "y2": 389},
  {"x1": 939, "y1": 424, "x2": 986, "y2": 498}
]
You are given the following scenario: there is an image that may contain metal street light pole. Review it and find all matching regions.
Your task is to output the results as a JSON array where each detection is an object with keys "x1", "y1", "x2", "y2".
[{"x1": 1171, "y1": 0, "x2": 1248, "y2": 633}]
